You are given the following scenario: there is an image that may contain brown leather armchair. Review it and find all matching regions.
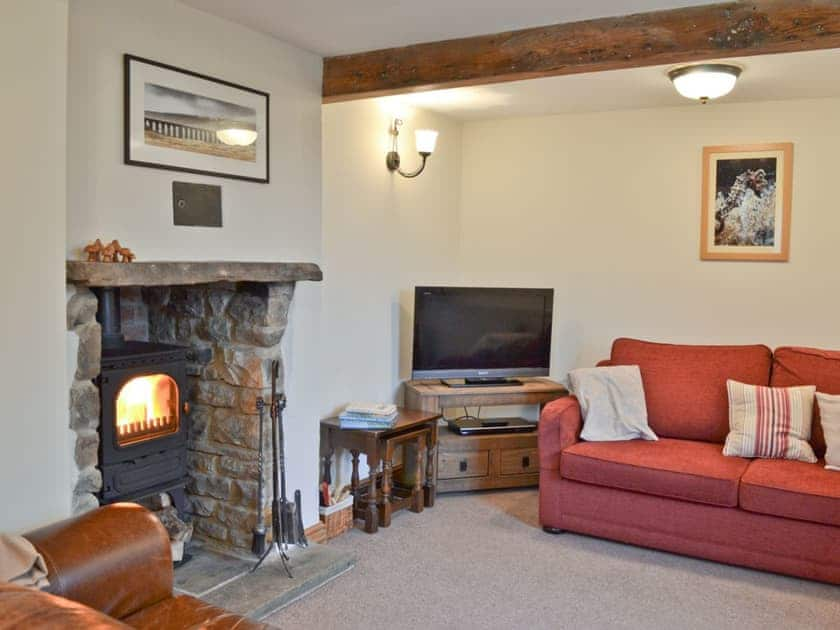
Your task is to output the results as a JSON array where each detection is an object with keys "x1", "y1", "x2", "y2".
[{"x1": 0, "y1": 503, "x2": 270, "y2": 629}]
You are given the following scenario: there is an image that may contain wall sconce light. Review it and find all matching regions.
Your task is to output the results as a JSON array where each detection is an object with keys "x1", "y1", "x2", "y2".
[{"x1": 386, "y1": 118, "x2": 438, "y2": 178}]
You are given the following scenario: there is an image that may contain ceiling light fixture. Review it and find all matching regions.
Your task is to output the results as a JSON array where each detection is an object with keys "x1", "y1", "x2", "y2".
[
  {"x1": 386, "y1": 118, "x2": 438, "y2": 178},
  {"x1": 216, "y1": 128, "x2": 258, "y2": 146},
  {"x1": 668, "y1": 64, "x2": 742, "y2": 104}
]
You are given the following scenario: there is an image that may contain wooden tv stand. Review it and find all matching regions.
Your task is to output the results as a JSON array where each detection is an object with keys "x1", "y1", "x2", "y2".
[{"x1": 404, "y1": 378, "x2": 568, "y2": 492}]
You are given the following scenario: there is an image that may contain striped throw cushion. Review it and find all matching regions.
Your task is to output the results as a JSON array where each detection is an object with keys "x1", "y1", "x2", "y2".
[{"x1": 723, "y1": 380, "x2": 817, "y2": 462}]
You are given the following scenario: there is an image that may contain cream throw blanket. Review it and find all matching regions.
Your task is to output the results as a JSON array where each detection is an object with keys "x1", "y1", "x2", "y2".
[{"x1": 0, "y1": 534, "x2": 49, "y2": 589}]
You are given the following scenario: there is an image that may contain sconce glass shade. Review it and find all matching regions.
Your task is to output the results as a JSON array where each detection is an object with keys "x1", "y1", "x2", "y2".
[
  {"x1": 216, "y1": 128, "x2": 258, "y2": 146},
  {"x1": 668, "y1": 64, "x2": 741, "y2": 102},
  {"x1": 415, "y1": 129, "x2": 439, "y2": 154},
  {"x1": 387, "y1": 118, "x2": 438, "y2": 178}
]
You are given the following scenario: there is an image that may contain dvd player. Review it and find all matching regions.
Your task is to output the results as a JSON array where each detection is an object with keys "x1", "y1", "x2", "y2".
[{"x1": 448, "y1": 417, "x2": 537, "y2": 435}]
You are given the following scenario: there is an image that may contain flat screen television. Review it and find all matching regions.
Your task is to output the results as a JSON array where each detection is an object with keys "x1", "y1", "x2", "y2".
[{"x1": 411, "y1": 286, "x2": 553, "y2": 384}]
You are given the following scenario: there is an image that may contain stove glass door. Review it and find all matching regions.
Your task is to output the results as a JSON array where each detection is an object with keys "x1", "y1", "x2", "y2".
[{"x1": 115, "y1": 374, "x2": 179, "y2": 446}]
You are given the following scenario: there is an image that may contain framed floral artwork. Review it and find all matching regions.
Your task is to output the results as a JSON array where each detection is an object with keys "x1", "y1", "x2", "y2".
[{"x1": 700, "y1": 143, "x2": 793, "y2": 261}]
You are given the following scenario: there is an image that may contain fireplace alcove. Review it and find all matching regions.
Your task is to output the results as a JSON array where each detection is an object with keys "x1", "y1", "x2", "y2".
[{"x1": 66, "y1": 261, "x2": 322, "y2": 551}]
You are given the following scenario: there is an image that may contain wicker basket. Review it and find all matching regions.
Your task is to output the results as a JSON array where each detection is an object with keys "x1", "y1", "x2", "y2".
[{"x1": 319, "y1": 495, "x2": 354, "y2": 540}]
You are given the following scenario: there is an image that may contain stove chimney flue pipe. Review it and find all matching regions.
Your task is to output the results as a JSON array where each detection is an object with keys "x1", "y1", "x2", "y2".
[{"x1": 95, "y1": 286, "x2": 125, "y2": 348}]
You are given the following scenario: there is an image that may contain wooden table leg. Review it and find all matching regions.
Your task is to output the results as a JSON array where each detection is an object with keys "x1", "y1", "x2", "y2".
[
  {"x1": 424, "y1": 423, "x2": 437, "y2": 507},
  {"x1": 379, "y1": 440, "x2": 393, "y2": 528},
  {"x1": 365, "y1": 458, "x2": 380, "y2": 533},
  {"x1": 350, "y1": 449, "x2": 360, "y2": 521},
  {"x1": 411, "y1": 435, "x2": 425, "y2": 513},
  {"x1": 322, "y1": 447, "x2": 334, "y2": 487}
]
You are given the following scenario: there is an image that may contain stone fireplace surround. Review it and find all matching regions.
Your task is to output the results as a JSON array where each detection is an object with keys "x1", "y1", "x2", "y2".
[{"x1": 66, "y1": 261, "x2": 322, "y2": 551}]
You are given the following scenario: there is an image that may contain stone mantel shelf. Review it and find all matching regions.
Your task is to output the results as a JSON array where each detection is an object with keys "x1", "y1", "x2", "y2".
[{"x1": 66, "y1": 261, "x2": 323, "y2": 287}]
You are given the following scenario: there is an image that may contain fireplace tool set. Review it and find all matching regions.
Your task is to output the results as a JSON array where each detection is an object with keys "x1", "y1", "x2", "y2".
[{"x1": 251, "y1": 360, "x2": 307, "y2": 577}]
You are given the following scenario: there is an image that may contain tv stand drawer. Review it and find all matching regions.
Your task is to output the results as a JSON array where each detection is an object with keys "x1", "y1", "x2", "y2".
[
  {"x1": 439, "y1": 450, "x2": 490, "y2": 479},
  {"x1": 500, "y1": 447, "x2": 539, "y2": 475},
  {"x1": 434, "y1": 430, "x2": 541, "y2": 492}
]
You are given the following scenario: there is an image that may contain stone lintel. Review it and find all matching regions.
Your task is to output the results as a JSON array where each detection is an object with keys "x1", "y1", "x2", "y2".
[{"x1": 66, "y1": 261, "x2": 322, "y2": 287}]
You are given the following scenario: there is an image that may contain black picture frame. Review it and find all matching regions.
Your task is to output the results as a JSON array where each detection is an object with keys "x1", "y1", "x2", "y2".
[{"x1": 124, "y1": 54, "x2": 270, "y2": 183}]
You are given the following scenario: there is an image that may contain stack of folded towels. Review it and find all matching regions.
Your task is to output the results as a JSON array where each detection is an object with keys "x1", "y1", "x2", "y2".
[{"x1": 339, "y1": 402, "x2": 398, "y2": 429}]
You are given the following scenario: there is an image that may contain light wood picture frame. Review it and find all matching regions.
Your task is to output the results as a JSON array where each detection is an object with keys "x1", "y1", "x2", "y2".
[{"x1": 700, "y1": 142, "x2": 793, "y2": 261}]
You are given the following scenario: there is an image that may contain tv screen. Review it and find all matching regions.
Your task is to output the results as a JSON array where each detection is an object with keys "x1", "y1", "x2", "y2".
[{"x1": 412, "y1": 287, "x2": 553, "y2": 380}]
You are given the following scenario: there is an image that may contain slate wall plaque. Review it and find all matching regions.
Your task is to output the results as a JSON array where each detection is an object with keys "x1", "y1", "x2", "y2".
[{"x1": 173, "y1": 182, "x2": 222, "y2": 227}]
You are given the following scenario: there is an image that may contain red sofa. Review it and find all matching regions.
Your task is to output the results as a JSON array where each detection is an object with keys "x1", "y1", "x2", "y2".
[{"x1": 539, "y1": 338, "x2": 840, "y2": 584}]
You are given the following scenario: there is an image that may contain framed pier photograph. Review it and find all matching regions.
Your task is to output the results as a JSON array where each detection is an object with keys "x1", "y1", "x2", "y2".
[{"x1": 124, "y1": 54, "x2": 269, "y2": 183}]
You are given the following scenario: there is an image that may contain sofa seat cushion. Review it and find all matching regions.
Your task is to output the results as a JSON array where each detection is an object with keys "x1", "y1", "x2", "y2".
[
  {"x1": 740, "y1": 459, "x2": 840, "y2": 527},
  {"x1": 610, "y1": 338, "x2": 772, "y2": 443},
  {"x1": 122, "y1": 595, "x2": 270, "y2": 630},
  {"x1": 0, "y1": 583, "x2": 129, "y2": 629},
  {"x1": 561, "y1": 438, "x2": 750, "y2": 507}
]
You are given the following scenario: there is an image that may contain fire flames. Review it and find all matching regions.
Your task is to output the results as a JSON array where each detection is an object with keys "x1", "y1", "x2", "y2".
[{"x1": 116, "y1": 374, "x2": 178, "y2": 444}]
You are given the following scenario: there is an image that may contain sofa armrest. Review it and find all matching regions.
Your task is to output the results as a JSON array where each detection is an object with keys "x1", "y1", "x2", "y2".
[
  {"x1": 538, "y1": 396, "x2": 582, "y2": 470},
  {"x1": 24, "y1": 503, "x2": 172, "y2": 620}
]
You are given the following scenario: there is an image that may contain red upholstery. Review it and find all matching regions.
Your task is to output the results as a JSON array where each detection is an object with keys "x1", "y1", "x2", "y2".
[
  {"x1": 771, "y1": 346, "x2": 840, "y2": 457},
  {"x1": 538, "y1": 467, "x2": 564, "y2": 529},
  {"x1": 550, "y1": 479, "x2": 840, "y2": 585},
  {"x1": 538, "y1": 397, "x2": 582, "y2": 528},
  {"x1": 538, "y1": 339, "x2": 840, "y2": 584},
  {"x1": 609, "y1": 338, "x2": 772, "y2": 443},
  {"x1": 538, "y1": 397, "x2": 582, "y2": 472},
  {"x1": 561, "y1": 439, "x2": 750, "y2": 507},
  {"x1": 741, "y1": 459, "x2": 840, "y2": 527}
]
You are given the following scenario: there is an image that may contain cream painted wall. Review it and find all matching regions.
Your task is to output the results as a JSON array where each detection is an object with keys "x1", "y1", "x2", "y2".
[
  {"x1": 66, "y1": 0, "x2": 324, "y2": 527},
  {"x1": 459, "y1": 98, "x2": 840, "y2": 383},
  {"x1": 321, "y1": 101, "x2": 462, "y2": 409},
  {"x1": 321, "y1": 100, "x2": 462, "y2": 480},
  {"x1": 0, "y1": 0, "x2": 71, "y2": 531},
  {"x1": 66, "y1": 0, "x2": 321, "y2": 262}
]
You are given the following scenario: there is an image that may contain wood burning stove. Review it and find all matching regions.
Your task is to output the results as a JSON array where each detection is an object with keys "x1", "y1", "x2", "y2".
[{"x1": 95, "y1": 287, "x2": 190, "y2": 512}]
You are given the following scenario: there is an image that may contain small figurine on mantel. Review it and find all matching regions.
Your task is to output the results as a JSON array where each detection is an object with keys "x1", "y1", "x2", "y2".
[
  {"x1": 83, "y1": 238, "x2": 103, "y2": 262},
  {"x1": 82, "y1": 238, "x2": 135, "y2": 263},
  {"x1": 100, "y1": 240, "x2": 117, "y2": 262},
  {"x1": 116, "y1": 243, "x2": 136, "y2": 263}
]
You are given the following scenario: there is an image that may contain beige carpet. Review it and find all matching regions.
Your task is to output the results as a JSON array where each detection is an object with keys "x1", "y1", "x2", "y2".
[{"x1": 266, "y1": 489, "x2": 839, "y2": 629}]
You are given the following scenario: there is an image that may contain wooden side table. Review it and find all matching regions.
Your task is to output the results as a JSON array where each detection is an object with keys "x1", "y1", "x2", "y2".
[
  {"x1": 404, "y1": 378, "x2": 568, "y2": 492},
  {"x1": 320, "y1": 409, "x2": 441, "y2": 534}
]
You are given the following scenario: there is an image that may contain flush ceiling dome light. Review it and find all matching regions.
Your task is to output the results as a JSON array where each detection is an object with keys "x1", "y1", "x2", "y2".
[
  {"x1": 216, "y1": 128, "x2": 258, "y2": 146},
  {"x1": 668, "y1": 64, "x2": 742, "y2": 103}
]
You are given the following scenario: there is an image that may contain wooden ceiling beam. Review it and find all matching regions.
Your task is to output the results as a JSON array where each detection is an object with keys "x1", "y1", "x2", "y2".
[{"x1": 323, "y1": 1, "x2": 840, "y2": 102}]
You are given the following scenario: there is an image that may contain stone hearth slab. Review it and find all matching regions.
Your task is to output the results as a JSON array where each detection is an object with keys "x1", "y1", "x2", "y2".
[
  {"x1": 175, "y1": 543, "x2": 355, "y2": 621},
  {"x1": 66, "y1": 261, "x2": 322, "y2": 287},
  {"x1": 174, "y1": 545, "x2": 252, "y2": 597}
]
